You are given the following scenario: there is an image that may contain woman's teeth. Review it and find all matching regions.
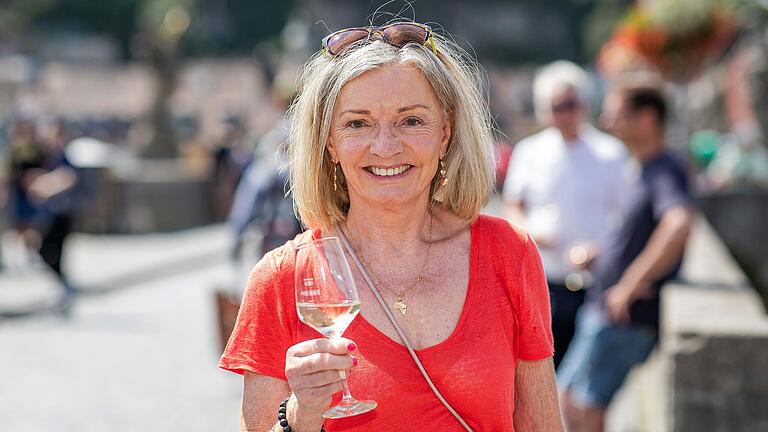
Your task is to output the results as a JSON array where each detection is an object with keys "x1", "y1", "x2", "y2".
[{"x1": 369, "y1": 165, "x2": 411, "y2": 177}]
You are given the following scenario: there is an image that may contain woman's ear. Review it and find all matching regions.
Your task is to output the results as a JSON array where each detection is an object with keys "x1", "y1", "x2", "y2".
[
  {"x1": 326, "y1": 137, "x2": 338, "y2": 162},
  {"x1": 440, "y1": 117, "x2": 452, "y2": 155}
]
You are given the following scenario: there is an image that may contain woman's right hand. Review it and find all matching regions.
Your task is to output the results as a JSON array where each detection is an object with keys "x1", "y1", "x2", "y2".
[{"x1": 284, "y1": 338, "x2": 357, "y2": 418}]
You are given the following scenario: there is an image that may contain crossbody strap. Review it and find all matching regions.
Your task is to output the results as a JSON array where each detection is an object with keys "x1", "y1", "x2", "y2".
[{"x1": 335, "y1": 224, "x2": 474, "y2": 432}]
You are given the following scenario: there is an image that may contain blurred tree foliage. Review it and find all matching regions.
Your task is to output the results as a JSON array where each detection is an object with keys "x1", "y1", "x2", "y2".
[
  {"x1": 730, "y1": 0, "x2": 768, "y2": 25},
  {"x1": 0, "y1": 0, "x2": 56, "y2": 38},
  {"x1": 182, "y1": 0, "x2": 295, "y2": 55},
  {"x1": 0, "y1": 0, "x2": 635, "y2": 63},
  {"x1": 135, "y1": 0, "x2": 192, "y2": 158},
  {"x1": 582, "y1": 0, "x2": 634, "y2": 58},
  {"x1": 334, "y1": 0, "x2": 625, "y2": 63},
  {"x1": 1, "y1": 0, "x2": 294, "y2": 58},
  {"x1": 1, "y1": 0, "x2": 139, "y2": 55}
]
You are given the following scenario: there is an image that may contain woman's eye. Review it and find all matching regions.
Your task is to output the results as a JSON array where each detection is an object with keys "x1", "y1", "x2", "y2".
[
  {"x1": 403, "y1": 117, "x2": 423, "y2": 126},
  {"x1": 347, "y1": 119, "x2": 367, "y2": 129}
]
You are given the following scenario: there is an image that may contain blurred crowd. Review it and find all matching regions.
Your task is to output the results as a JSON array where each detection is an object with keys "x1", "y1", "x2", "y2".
[{"x1": 502, "y1": 61, "x2": 695, "y2": 431}]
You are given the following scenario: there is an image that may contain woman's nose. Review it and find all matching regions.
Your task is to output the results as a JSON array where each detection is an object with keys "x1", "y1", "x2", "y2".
[{"x1": 370, "y1": 125, "x2": 403, "y2": 157}]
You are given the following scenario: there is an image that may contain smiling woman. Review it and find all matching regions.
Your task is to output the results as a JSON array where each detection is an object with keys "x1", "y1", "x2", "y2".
[
  {"x1": 289, "y1": 28, "x2": 496, "y2": 228},
  {"x1": 327, "y1": 65, "x2": 451, "y2": 213},
  {"x1": 219, "y1": 20, "x2": 564, "y2": 432}
]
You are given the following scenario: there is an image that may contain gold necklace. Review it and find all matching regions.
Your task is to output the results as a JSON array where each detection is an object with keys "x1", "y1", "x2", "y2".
[{"x1": 342, "y1": 214, "x2": 433, "y2": 316}]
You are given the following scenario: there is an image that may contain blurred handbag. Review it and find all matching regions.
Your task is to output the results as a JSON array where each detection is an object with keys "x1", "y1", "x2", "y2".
[{"x1": 214, "y1": 288, "x2": 241, "y2": 353}]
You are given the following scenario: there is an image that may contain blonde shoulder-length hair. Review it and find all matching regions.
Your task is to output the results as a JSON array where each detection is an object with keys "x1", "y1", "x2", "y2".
[{"x1": 287, "y1": 28, "x2": 496, "y2": 229}]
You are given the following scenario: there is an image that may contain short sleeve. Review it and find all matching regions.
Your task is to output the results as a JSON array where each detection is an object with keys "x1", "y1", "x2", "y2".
[
  {"x1": 650, "y1": 161, "x2": 692, "y2": 220},
  {"x1": 502, "y1": 144, "x2": 530, "y2": 203},
  {"x1": 515, "y1": 235, "x2": 555, "y2": 361},
  {"x1": 218, "y1": 250, "x2": 297, "y2": 379}
]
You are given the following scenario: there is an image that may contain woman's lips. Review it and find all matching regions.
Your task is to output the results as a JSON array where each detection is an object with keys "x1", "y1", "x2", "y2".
[{"x1": 366, "y1": 165, "x2": 412, "y2": 177}]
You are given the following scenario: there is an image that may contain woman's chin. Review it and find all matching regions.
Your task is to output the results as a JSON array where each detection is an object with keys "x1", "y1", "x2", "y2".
[{"x1": 353, "y1": 188, "x2": 426, "y2": 210}]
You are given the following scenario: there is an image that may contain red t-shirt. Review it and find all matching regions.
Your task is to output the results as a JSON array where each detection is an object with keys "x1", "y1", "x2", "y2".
[{"x1": 219, "y1": 214, "x2": 553, "y2": 431}]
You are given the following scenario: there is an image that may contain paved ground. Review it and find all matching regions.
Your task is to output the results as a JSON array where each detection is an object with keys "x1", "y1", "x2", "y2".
[{"x1": 0, "y1": 225, "x2": 243, "y2": 432}]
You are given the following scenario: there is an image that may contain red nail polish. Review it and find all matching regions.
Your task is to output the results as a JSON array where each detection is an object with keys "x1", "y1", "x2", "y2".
[
  {"x1": 347, "y1": 342, "x2": 357, "y2": 352},
  {"x1": 352, "y1": 356, "x2": 358, "y2": 366}
]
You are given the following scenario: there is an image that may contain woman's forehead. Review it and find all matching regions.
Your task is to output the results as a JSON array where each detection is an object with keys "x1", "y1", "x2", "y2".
[{"x1": 335, "y1": 64, "x2": 440, "y2": 112}]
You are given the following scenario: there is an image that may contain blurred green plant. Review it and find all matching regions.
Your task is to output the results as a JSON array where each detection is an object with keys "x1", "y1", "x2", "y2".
[
  {"x1": 0, "y1": 0, "x2": 138, "y2": 57},
  {"x1": 0, "y1": 0, "x2": 293, "y2": 58},
  {"x1": 582, "y1": 0, "x2": 634, "y2": 59},
  {"x1": 728, "y1": 0, "x2": 768, "y2": 22},
  {"x1": 0, "y1": 0, "x2": 56, "y2": 38}
]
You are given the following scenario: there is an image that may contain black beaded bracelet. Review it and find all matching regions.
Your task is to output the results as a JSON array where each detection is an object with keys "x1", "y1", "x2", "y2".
[{"x1": 278, "y1": 397, "x2": 325, "y2": 432}]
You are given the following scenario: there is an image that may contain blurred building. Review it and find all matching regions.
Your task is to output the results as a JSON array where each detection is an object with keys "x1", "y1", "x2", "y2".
[{"x1": 9, "y1": 58, "x2": 277, "y2": 145}]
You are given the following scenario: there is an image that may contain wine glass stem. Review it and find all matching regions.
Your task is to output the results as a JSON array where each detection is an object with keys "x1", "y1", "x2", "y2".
[{"x1": 339, "y1": 371, "x2": 354, "y2": 401}]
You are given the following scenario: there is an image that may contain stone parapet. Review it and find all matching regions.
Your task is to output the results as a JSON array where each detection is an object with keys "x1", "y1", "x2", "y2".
[
  {"x1": 662, "y1": 219, "x2": 768, "y2": 432},
  {"x1": 75, "y1": 159, "x2": 216, "y2": 234}
]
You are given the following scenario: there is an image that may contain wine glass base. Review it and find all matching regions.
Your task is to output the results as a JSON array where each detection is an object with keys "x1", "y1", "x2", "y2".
[{"x1": 322, "y1": 398, "x2": 377, "y2": 419}]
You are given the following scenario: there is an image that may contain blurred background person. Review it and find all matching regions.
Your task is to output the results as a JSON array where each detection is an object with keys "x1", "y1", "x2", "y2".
[
  {"x1": 227, "y1": 69, "x2": 302, "y2": 288},
  {"x1": 7, "y1": 116, "x2": 81, "y2": 314},
  {"x1": 214, "y1": 67, "x2": 303, "y2": 352},
  {"x1": 8, "y1": 116, "x2": 46, "y2": 268},
  {"x1": 558, "y1": 84, "x2": 694, "y2": 432},
  {"x1": 502, "y1": 60, "x2": 627, "y2": 369},
  {"x1": 211, "y1": 114, "x2": 252, "y2": 221}
]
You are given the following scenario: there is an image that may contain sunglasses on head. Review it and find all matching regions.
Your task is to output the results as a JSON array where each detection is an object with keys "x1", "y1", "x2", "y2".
[{"x1": 322, "y1": 22, "x2": 437, "y2": 57}]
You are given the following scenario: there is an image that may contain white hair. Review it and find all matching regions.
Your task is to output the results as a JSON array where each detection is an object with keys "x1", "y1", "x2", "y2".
[{"x1": 532, "y1": 60, "x2": 593, "y2": 124}]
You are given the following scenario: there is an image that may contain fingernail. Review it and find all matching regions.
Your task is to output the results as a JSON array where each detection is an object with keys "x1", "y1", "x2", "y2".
[
  {"x1": 347, "y1": 342, "x2": 357, "y2": 352},
  {"x1": 352, "y1": 356, "x2": 358, "y2": 367}
]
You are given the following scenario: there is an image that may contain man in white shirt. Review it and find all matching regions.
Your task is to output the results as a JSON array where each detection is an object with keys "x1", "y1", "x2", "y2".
[{"x1": 503, "y1": 61, "x2": 627, "y2": 369}]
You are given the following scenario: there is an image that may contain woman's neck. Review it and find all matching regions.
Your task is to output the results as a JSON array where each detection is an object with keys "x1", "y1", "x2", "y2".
[{"x1": 342, "y1": 200, "x2": 433, "y2": 252}]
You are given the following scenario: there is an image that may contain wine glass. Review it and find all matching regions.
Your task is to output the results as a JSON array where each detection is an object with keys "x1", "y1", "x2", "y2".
[{"x1": 295, "y1": 237, "x2": 377, "y2": 419}]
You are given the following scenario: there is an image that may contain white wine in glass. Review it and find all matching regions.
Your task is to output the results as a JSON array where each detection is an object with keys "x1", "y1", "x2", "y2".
[
  {"x1": 295, "y1": 237, "x2": 377, "y2": 419},
  {"x1": 295, "y1": 302, "x2": 362, "y2": 339}
]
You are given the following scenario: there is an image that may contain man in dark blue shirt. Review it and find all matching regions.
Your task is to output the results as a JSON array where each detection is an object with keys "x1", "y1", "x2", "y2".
[{"x1": 558, "y1": 84, "x2": 694, "y2": 432}]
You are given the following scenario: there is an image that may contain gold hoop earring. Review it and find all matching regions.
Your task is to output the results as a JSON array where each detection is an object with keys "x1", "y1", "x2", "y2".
[{"x1": 439, "y1": 157, "x2": 447, "y2": 186}]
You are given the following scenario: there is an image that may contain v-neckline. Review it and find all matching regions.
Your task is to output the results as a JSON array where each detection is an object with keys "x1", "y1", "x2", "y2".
[{"x1": 345, "y1": 218, "x2": 480, "y2": 355}]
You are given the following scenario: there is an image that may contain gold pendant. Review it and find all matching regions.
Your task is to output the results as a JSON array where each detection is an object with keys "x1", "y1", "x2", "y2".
[{"x1": 393, "y1": 296, "x2": 407, "y2": 316}]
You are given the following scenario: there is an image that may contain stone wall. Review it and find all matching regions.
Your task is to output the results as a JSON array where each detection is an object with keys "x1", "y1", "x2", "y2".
[
  {"x1": 664, "y1": 286, "x2": 768, "y2": 431},
  {"x1": 697, "y1": 192, "x2": 768, "y2": 312},
  {"x1": 663, "y1": 216, "x2": 768, "y2": 432},
  {"x1": 608, "y1": 218, "x2": 768, "y2": 432},
  {"x1": 75, "y1": 159, "x2": 216, "y2": 234}
]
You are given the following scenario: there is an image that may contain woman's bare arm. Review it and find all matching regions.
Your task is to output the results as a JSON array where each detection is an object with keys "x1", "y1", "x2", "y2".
[
  {"x1": 241, "y1": 372, "x2": 290, "y2": 432},
  {"x1": 514, "y1": 358, "x2": 564, "y2": 431},
  {"x1": 241, "y1": 337, "x2": 353, "y2": 432}
]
